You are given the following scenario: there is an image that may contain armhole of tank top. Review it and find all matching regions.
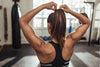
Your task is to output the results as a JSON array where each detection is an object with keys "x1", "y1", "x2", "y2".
[
  {"x1": 49, "y1": 41, "x2": 57, "y2": 64},
  {"x1": 49, "y1": 41, "x2": 69, "y2": 62},
  {"x1": 40, "y1": 41, "x2": 57, "y2": 65},
  {"x1": 49, "y1": 41, "x2": 70, "y2": 63},
  {"x1": 61, "y1": 50, "x2": 70, "y2": 62}
]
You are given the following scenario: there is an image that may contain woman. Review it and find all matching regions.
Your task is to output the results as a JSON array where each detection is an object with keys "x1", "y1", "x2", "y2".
[{"x1": 19, "y1": 2, "x2": 90, "y2": 67}]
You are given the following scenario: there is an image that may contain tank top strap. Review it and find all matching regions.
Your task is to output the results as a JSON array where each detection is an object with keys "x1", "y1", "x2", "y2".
[
  {"x1": 49, "y1": 41, "x2": 62, "y2": 59},
  {"x1": 49, "y1": 41, "x2": 70, "y2": 62},
  {"x1": 49, "y1": 41, "x2": 61, "y2": 52},
  {"x1": 40, "y1": 41, "x2": 70, "y2": 67}
]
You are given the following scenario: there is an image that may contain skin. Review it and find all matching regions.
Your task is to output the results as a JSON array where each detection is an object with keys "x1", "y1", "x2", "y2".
[{"x1": 19, "y1": 2, "x2": 91, "y2": 63}]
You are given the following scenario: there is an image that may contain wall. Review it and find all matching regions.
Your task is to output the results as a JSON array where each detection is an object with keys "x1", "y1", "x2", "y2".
[
  {"x1": 0, "y1": 0, "x2": 4, "y2": 46},
  {"x1": 95, "y1": 3, "x2": 100, "y2": 28},
  {"x1": 0, "y1": 0, "x2": 100, "y2": 45},
  {"x1": 86, "y1": 0, "x2": 100, "y2": 41},
  {"x1": 19, "y1": 0, "x2": 33, "y2": 44},
  {"x1": 0, "y1": 0, "x2": 33, "y2": 45},
  {"x1": 94, "y1": 2, "x2": 100, "y2": 40}
]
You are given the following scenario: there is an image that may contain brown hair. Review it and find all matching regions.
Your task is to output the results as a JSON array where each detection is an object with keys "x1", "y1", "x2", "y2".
[{"x1": 47, "y1": 9, "x2": 66, "y2": 48}]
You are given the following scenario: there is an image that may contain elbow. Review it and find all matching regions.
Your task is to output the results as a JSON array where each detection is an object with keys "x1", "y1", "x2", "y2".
[
  {"x1": 19, "y1": 16, "x2": 24, "y2": 23},
  {"x1": 87, "y1": 19, "x2": 91, "y2": 26},
  {"x1": 19, "y1": 16, "x2": 27, "y2": 25},
  {"x1": 19, "y1": 17, "x2": 26, "y2": 26},
  {"x1": 19, "y1": 18, "x2": 22, "y2": 26},
  {"x1": 88, "y1": 20, "x2": 91, "y2": 26}
]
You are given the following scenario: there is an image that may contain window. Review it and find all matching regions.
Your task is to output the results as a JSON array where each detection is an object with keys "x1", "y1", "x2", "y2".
[
  {"x1": 33, "y1": 0, "x2": 85, "y2": 29},
  {"x1": 33, "y1": 18, "x2": 42, "y2": 27}
]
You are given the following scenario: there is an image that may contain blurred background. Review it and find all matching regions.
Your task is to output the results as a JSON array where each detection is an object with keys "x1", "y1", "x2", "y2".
[{"x1": 0, "y1": 0, "x2": 100, "y2": 67}]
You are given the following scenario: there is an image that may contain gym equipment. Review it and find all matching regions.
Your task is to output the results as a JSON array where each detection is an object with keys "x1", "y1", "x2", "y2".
[
  {"x1": 84, "y1": 2, "x2": 95, "y2": 46},
  {"x1": 0, "y1": 5, "x2": 2, "y2": 9},
  {"x1": 40, "y1": 36, "x2": 51, "y2": 41},
  {"x1": 43, "y1": 36, "x2": 48, "y2": 41},
  {"x1": 48, "y1": 36, "x2": 51, "y2": 40},
  {"x1": 4, "y1": 8, "x2": 8, "y2": 42},
  {"x1": 12, "y1": 0, "x2": 19, "y2": 2},
  {"x1": 68, "y1": 25, "x2": 72, "y2": 33},
  {"x1": 11, "y1": 0, "x2": 21, "y2": 49},
  {"x1": 98, "y1": 38, "x2": 100, "y2": 45},
  {"x1": 40, "y1": 36, "x2": 43, "y2": 39}
]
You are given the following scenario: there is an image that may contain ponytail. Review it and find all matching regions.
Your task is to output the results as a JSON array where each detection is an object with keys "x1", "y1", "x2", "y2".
[{"x1": 47, "y1": 9, "x2": 66, "y2": 48}]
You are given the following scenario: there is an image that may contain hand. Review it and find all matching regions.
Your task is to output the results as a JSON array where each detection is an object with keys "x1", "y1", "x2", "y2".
[
  {"x1": 43, "y1": 2, "x2": 57, "y2": 10},
  {"x1": 59, "y1": 5, "x2": 71, "y2": 13}
]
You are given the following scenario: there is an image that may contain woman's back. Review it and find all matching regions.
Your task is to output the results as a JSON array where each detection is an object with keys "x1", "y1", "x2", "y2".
[
  {"x1": 40, "y1": 40, "x2": 71, "y2": 67},
  {"x1": 19, "y1": 2, "x2": 90, "y2": 67}
]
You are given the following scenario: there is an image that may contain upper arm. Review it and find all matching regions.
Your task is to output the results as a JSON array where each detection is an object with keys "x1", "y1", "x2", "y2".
[
  {"x1": 19, "y1": 21, "x2": 48, "y2": 53},
  {"x1": 73, "y1": 24, "x2": 90, "y2": 40},
  {"x1": 66, "y1": 24, "x2": 90, "y2": 47}
]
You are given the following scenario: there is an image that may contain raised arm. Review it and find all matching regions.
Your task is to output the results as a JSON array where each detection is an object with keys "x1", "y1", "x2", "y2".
[
  {"x1": 60, "y1": 5, "x2": 91, "y2": 46},
  {"x1": 19, "y1": 2, "x2": 57, "y2": 52}
]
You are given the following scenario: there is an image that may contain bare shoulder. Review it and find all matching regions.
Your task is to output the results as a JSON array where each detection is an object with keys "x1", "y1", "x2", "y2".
[
  {"x1": 36, "y1": 42, "x2": 56, "y2": 63},
  {"x1": 64, "y1": 33, "x2": 78, "y2": 48},
  {"x1": 38, "y1": 42, "x2": 54, "y2": 54}
]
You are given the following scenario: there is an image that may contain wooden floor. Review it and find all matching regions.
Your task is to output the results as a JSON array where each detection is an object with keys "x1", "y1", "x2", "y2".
[{"x1": 0, "y1": 43, "x2": 99, "y2": 67}]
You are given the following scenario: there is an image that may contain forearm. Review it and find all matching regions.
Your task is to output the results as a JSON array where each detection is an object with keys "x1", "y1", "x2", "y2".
[
  {"x1": 68, "y1": 10, "x2": 91, "y2": 25},
  {"x1": 19, "y1": 5, "x2": 45, "y2": 24}
]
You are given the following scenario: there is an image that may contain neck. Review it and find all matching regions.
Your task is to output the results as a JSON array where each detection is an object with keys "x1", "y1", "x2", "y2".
[{"x1": 51, "y1": 38, "x2": 58, "y2": 43}]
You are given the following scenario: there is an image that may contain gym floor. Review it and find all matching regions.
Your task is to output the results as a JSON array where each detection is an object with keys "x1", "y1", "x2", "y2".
[{"x1": 0, "y1": 42, "x2": 99, "y2": 67}]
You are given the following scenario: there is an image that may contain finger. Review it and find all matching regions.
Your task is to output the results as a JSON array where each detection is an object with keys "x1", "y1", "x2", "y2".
[
  {"x1": 50, "y1": 1, "x2": 55, "y2": 6},
  {"x1": 51, "y1": 2, "x2": 57, "y2": 10},
  {"x1": 62, "y1": 8, "x2": 67, "y2": 12},
  {"x1": 63, "y1": 4, "x2": 69, "y2": 8},
  {"x1": 51, "y1": 8, "x2": 55, "y2": 10},
  {"x1": 54, "y1": 3, "x2": 57, "y2": 9},
  {"x1": 48, "y1": 7, "x2": 55, "y2": 11},
  {"x1": 59, "y1": 5, "x2": 62, "y2": 9},
  {"x1": 51, "y1": 1, "x2": 54, "y2": 4},
  {"x1": 59, "y1": 5, "x2": 65, "y2": 9}
]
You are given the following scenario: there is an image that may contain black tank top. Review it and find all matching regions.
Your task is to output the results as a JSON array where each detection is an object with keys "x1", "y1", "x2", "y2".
[{"x1": 40, "y1": 41, "x2": 70, "y2": 67}]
